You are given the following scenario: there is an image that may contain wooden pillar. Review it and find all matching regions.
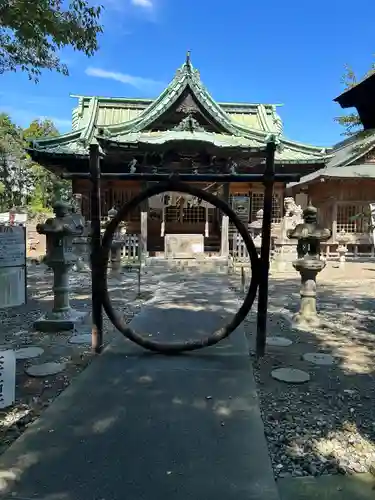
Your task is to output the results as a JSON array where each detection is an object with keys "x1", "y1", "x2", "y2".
[{"x1": 332, "y1": 202, "x2": 338, "y2": 242}]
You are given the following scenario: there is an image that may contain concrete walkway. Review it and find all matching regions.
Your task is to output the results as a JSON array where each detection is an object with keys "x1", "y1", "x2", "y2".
[{"x1": 0, "y1": 270, "x2": 279, "y2": 500}]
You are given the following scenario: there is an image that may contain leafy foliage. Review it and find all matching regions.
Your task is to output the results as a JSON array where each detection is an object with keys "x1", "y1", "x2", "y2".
[
  {"x1": 0, "y1": 0, "x2": 103, "y2": 81},
  {"x1": 23, "y1": 119, "x2": 72, "y2": 209},
  {"x1": 0, "y1": 113, "x2": 34, "y2": 209},
  {"x1": 335, "y1": 62, "x2": 375, "y2": 136},
  {"x1": 0, "y1": 115, "x2": 71, "y2": 213}
]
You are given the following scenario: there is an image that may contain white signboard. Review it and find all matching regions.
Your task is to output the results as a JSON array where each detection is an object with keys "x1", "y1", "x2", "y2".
[
  {"x1": 0, "y1": 226, "x2": 26, "y2": 308},
  {"x1": 0, "y1": 350, "x2": 16, "y2": 409}
]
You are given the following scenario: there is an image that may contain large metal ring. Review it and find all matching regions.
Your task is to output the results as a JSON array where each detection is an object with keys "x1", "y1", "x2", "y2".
[{"x1": 101, "y1": 179, "x2": 260, "y2": 353}]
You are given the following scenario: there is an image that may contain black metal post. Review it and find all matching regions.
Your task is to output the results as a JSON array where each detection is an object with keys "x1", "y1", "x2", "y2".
[
  {"x1": 256, "y1": 140, "x2": 276, "y2": 357},
  {"x1": 89, "y1": 144, "x2": 104, "y2": 354}
]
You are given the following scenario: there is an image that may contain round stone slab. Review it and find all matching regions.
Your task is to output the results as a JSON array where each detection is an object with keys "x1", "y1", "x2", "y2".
[
  {"x1": 69, "y1": 334, "x2": 91, "y2": 345},
  {"x1": 266, "y1": 337, "x2": 293, "y2": 347},
  {"x1": 25, "y1": 362, "x2": 66, "y2": 378},
  {"x1": 302, "y1": 352, "x2": 335, "y2": 366},
  {"x1": 271, "y1": 367, "x2": 310, "y2": 384},
  {"x1": 15, "y1": 346, "x2": 44, "y2": 360}
]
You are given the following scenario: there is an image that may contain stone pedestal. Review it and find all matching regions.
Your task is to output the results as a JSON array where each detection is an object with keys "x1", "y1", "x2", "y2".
[
  {"x1": 72, "y1": 235, "x2": 91, "y2": 272},
  {"x1": 271, "y1": 242, "x2": 298, "y2": 272},
  {"x1": 110, "y1": 242, "x2": 123, "y2": 273},
  {"x1": 165, "y1": 234, "x2": 204, "y2": 259},
  {"x1": 336, "y1": 230, "x2": 349, "y2": 269},
  {"x1": 337, "y1": 245, "x2": 348, "y2": 268},
  {"x1": 292, "y1": 258, "x2": 326, "y2": 328},
  {"x1": 34, "y1": 261, "x2": 87, "y2": 331}
]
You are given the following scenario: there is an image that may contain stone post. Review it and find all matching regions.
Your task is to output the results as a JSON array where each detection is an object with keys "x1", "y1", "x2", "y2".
[
  {"x1": 70, "y1": 195, "x2": 89, "y2": 272},
  {"x1": 140, "y1": 211, "x2": 148, "y2": 262},
  {"x1": 106, "y1": 207, "x2": 123, "y2": 273},
  {"x1": 288, "y1": 203, "x2": 331, "y2": 328},
  {"x1": 220, "y1": 215, "x2": 229, "y2": 257},
  {"x1": 34, "y1": 201, "x2": 87, "y2": 332},
  {"x1": 336, "y1": 230, "x2": 349, "y2": 268}
]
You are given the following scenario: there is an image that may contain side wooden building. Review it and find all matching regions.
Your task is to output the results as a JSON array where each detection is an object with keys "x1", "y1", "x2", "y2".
[{"x1": 289, "y1": 73, "x2": 375, "y2": 257}]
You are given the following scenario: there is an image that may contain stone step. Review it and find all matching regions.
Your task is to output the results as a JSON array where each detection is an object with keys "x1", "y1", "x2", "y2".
[{"x1": 145, "y1": 257, "x2": 229, "y2": 273}]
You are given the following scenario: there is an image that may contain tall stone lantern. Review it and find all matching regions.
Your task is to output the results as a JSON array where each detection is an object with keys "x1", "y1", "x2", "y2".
[
  {"x1": 287, "y1": 203, "x2": 331, "y2": 328},
  {"x1": 104, "y1": 207, "x2": 125, "y2": 273},
  {"x1": 34, "y1": 201, "x2": 88, "y2": 331},
  {"x1": 336, "y1": 229, "x2": 349, "y2": 268}
]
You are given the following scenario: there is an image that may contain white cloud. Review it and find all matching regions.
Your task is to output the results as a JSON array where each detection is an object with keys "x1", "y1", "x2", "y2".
[
  {"x1": 85, "y1": 67, "x2": 165, "y2": 92},
  {"x1": 131, "y1": 0, "x2": 153, "y2": 8}
]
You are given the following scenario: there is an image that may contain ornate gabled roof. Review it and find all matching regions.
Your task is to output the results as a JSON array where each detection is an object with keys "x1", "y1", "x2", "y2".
[
  {"x1": 28, "y1": 55, "x2": 329, "y2": 165},
  {"x1": 289, "y1": 130, "x2": 375, "y2": 187},
  {"x1": 87, "y1": 54, "x2": 281, "y2": 138}
]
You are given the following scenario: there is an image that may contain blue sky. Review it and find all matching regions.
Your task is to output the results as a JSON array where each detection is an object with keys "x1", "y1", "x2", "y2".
[{"x1": 0, "y1": 0, "x2": 374, "y2": 146}]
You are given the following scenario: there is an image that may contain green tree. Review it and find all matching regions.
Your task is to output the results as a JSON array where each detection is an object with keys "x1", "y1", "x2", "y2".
[
  {"x1": 0, "y1": 0, "x2": 103, "y2": 82},
  {"x1": 335, "y1": 62, "x2": 375, "y2": 136},
  {"x1": 24, "y1": 119, "x2": 71, "y2": 210},
  {"x1": 0, "y1": 113, "x2": 34, "y2": 210}
]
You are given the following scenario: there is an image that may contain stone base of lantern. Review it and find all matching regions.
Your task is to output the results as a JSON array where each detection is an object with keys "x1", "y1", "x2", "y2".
[
  {"x1": 292, "y1": 311, "x2": 324, "y2": 330},
  {"x1": 270, "y1": 242, "x2": 298, "y2": 273},
  {"x1": 34, "y1": 308, "x2": 88, "y2": 332},
  {"x1": 292, "y1": 258, "x2": 326, "y2": 330},
  {"x1": 73, "y1": 257, "x2": 91, "y2": 273}
]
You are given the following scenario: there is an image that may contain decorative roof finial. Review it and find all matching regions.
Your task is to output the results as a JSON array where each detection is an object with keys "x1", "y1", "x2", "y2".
[{"x1": 186, "y1": 50, "x2": 191, "y2": 66}]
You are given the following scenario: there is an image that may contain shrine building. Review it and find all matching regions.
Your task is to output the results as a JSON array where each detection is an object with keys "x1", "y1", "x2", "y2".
[
  {"x1": 28, "y1": 55, "x2": 329, "y2": 255},
  {"x1": 289, "y1": 72, "x2": 375, "y2": 257}
]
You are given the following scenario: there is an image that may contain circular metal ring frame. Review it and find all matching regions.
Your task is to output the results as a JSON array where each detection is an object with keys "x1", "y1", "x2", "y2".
[{"x1": 101, "y1": 179, "x2": 260, "y2": 354}]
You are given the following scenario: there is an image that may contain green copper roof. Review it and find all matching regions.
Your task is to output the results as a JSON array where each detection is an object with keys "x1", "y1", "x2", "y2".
[
  {"x1": 289, "y1": 130, "x2": 375, "y2": 187},
  {"x1": 71, "y1": 95, "x2": 283, "y2": 132},
  {"x1": 29, "y1": 56, "x2": 329, "y2": 165}
]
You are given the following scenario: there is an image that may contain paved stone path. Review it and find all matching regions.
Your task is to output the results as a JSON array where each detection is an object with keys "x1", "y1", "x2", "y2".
[
  {"x1": 0, "y1": 264, "x2": 159, "y2": 456},
  {"x1": 0, "y1": 270, "x2": 278, "y2": 500}
]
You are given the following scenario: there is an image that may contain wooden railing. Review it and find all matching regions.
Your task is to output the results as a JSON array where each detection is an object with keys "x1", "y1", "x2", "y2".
[
  {"x1": 120, "y1": 234, "x2": 140, "y2": 262},
  {"x1": 231, "y1": 233, "x2": 249, "y2": 262}
]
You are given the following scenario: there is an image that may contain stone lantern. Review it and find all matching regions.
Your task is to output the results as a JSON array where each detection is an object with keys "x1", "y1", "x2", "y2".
[
  {"x1": 287, "y1": 202, "x2": 331, "y2": 328},
  {"x1": 34, "y1": 200, "x2": 87, "y2": 331},
  {"x1": 336, "y1": 229, "x2": 349, "y2": 268},
  {"x1": 105, "y1": 207, "x2": 125, "y2": 273},
  {"x1": 70, "y1": 195, "x2": 90, "y2": 272},
  {"x1": 249, "y1": 209, "x2": 263, "y2": 255}
]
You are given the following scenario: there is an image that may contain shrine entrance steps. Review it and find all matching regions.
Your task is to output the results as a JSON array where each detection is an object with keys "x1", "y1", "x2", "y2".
[{"x1": 0, "y1": 270, "x2": 279, "y2": 500}]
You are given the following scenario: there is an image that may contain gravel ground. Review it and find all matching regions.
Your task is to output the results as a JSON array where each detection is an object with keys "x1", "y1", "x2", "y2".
[
  {"x1": 0, "y1": 263, "x2": 159, "y2": 456},
  {"x1": 231, "y1": 261, "x2": 375, "y2": 480}
]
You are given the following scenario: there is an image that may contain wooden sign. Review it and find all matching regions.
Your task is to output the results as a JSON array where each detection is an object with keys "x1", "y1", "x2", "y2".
[{"x1": 0, "y1": 226, "x2": 26, "y2": 308}]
